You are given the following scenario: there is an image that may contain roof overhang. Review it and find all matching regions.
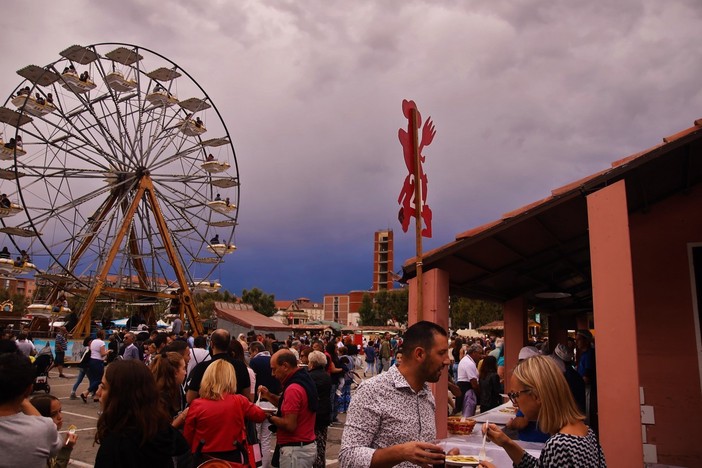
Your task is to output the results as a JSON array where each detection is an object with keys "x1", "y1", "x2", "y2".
[{"x1": 402, "y1": 120, "x2": 702, "y2": 314}]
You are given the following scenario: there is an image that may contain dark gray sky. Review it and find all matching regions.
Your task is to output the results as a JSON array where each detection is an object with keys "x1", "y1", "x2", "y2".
[{"x1": 1, "y1": 1, "x2": 701, "y2": 301}]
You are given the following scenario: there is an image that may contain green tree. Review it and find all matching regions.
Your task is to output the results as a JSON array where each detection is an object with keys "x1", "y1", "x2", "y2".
[
  {"x1": 385, "y1": 288, "x2": 408, "y2": 325},
  {"x1": 0, "y1": 289, "x2": 30, "y2": 315},
  {"x1": 358, "y1": 293, "x2": 377, "y2": 325},
  {"x1": 241, "y1": 288, "x2": 276, "y2": 317},
  {"x1": 372, "y1": 290, "x2": 392, "y2": 325},
  {"x1": 194, "y1": 290, "x2": 236, "y2": 321},
  {"x1": 449, "y1": 296, "x2": 503, "y2": 329},
  {"x1": 358, "y1": 289, "x2": 409, "y2": 326}
]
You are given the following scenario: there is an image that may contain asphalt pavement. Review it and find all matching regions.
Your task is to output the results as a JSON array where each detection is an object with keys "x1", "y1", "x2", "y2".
[{"x1": 36, "y1": 365, "x2": 352, "y2": 467}]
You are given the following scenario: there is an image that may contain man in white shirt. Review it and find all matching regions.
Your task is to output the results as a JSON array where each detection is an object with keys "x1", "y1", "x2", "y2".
[
  {"x1": 187, "y1": 335, "x2": 211, "y2": 377},
  {"x1": 456, "y1": 343, "x2": 483, "y2": 417}
]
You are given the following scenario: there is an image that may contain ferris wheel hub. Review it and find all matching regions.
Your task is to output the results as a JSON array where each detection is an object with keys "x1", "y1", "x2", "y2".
[{"x1": 135, "y1": 166, "x2": 150, "y2": 178}]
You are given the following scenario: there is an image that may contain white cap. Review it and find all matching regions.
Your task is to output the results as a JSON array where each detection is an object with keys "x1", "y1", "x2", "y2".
[{"x1": 518, "y1": 346, "x2": 540, "y2": 360}]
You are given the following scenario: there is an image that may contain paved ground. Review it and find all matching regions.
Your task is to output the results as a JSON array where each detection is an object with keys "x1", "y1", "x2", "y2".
[{"x1": 39, "y1": 365, "x2": 354, "y2": 467}]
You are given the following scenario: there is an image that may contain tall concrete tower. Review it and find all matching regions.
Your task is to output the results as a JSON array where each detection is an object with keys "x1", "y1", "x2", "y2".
[{"x1": 372, "y1": 230, "x2": 394, "y2": 291}]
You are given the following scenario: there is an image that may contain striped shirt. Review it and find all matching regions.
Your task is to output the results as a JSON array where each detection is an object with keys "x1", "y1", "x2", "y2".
[{"x1": 55, "y1": 333, "x2": 67, "y2": 352}]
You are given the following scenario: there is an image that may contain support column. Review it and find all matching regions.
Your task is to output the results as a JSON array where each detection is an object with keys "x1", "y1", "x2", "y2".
[
  {"x1": 408, "y1": 268, "x2": 449, "y2": 437},
  {"x1": 503, "y1": 297, "x2": 528, "y2": 392},
  {"x1": 587, "y1": 180, "x2": 643, "y2": 467}
]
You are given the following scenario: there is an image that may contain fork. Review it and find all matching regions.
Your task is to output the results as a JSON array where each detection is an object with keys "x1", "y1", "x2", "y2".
[{"x1": 479, "y1": 419, "x2": 488, "y2": 460}]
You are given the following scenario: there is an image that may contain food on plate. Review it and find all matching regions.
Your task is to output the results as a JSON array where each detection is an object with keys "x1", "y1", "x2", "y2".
[
  {"x1": 445, "y1": 455, "x2": 479, "y2": 463},
  {"x1": 447, "y1": 416, "x2": 477, "y2": 435},
  {"x1": 499, "y1": 407, "x2": 517, "y2": 413}
]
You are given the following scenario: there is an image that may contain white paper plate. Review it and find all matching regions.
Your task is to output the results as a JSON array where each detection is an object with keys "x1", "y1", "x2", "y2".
[{"x1": 257, "y1": 401, "x2": 276, "y2": 412}]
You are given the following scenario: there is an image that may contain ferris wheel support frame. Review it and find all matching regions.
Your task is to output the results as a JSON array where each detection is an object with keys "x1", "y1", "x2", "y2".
[{"x1": 72, "y1": 174, "x2": 203, "y2": 338}]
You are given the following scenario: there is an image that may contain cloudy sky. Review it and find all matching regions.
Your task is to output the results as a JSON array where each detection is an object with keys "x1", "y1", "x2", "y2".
[{"x1": 1, "y1": 1, "x2": 700, "y2": 302}]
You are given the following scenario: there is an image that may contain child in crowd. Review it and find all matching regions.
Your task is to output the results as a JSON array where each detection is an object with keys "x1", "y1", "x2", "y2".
[{"x1": 30, "y1": 395, "x2": 78, "y2": 468}]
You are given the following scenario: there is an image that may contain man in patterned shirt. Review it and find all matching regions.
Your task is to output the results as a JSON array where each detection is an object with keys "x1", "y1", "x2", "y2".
[{"x1": 339, "y1": 321, "x2": 450, "y2": 468}]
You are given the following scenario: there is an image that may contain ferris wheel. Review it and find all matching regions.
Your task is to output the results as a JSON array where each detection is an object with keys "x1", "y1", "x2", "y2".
[{"x1": 0, "y1": 43, "x2": 241, "y2": 336}]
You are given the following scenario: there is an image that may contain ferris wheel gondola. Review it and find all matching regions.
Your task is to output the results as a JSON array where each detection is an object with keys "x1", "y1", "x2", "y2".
[{"x1": 0, "y1": 43, "x2": 241, "y2": 336}]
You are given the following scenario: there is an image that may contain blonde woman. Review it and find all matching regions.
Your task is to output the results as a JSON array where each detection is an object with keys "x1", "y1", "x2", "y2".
[
  {"x1": 183, "y1": 359, "x2": 266, "y2": 466},
  {"x1": 479, "y1": 355, "x2": 605, "y2": 467}
]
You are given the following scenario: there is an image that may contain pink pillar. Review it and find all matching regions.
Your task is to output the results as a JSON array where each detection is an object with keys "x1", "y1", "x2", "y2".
[
  {"x1": 503, "y1": 297, "x2": 528, "y2": 392},
  {"x1": 408, "y1": 268, "x2": 450, "y2": 438},
  {"x1": 587, "y1": 180, "x2": 643, "y2": 467}
]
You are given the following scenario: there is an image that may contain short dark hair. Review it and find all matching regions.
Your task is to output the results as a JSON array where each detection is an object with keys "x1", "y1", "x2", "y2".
[
  {"x1": 153, "y1": 332, "x2": 167, "y2": 348},
  {"x1": 401, "y1": 321, "x2": 447, "y2": 355},
  {"x1": 194, "y1": 336, "x2": 207, "y2": 348},
  {"x1": 0, "y1": 338, "x2": 18, "y2": 355},
  {"x1": 162, "y1": 339, "x2": 188, "y2": 355},
  {"x1": 0, "y1": 353, "x2": 35, "y2": 403},
  {"x1": 249, "y1": 341, "x2": 265, "y2": 354}
]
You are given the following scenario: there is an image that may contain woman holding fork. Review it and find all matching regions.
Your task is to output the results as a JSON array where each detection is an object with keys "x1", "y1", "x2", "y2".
[{"x1": 478, "y1": 355, "x2": 606, "y2": 468}]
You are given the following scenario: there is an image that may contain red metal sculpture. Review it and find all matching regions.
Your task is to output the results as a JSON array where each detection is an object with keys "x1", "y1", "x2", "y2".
[{"x1": 398, "y1": 99, "x2": 435, "y2": 237}]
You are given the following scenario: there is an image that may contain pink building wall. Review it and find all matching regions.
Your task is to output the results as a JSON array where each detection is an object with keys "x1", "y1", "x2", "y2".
[{"x1": 628, "y1": 187, "x2": 702, "y2": 466}]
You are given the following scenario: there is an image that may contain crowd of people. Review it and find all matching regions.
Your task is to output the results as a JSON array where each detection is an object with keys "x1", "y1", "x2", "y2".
[
  {"x1": 449, "y1": 331, "x2": 597, "y2": 435},
  {"x1": 0, "y1": 321, "x2": 605, "y2": 467}
]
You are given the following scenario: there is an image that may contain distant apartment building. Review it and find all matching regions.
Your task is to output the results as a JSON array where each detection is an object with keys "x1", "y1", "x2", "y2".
[
  {"x1": 323, "y1": 290, "x2": 365, "y2": 326},
  {"x1": 373, "y1": 230, "x2": 394, "y2": 291},
  {"x1": 0, "y1": 276, "x2": 36, "y2": 300}
]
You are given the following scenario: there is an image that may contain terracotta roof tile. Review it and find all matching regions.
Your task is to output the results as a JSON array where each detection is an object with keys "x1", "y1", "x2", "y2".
[
  {"x1": 215, "y1": 301, "x2": 291, "y2": 331},
  {"x1": 551, "y1": 168, "x2": 610, "y2": 196},
  {"x1": 501, "y1": 196, "x2": 554, "y2": 220},
  {"x1": 456, "y1": 219, "x2": 503, "y2": 240},
  {"x1": 663, "y1": 122, "x2": 701, "y2": 143}
]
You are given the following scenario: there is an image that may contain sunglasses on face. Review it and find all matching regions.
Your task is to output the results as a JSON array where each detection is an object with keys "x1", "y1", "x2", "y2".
[{"x1": 508, "y1": 389, "x2": 531, "y2": 405}]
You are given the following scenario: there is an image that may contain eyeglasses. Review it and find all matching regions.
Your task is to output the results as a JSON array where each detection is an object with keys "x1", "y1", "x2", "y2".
[{"x1": 508, "y1": 389, "x2": 531, "y2": 405}]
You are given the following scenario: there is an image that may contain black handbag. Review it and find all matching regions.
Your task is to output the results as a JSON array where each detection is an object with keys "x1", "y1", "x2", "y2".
[{"x1": 78, "y1": 348, "x2": 91, "y2": 369}]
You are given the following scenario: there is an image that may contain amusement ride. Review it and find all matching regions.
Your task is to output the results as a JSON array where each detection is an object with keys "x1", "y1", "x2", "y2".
[{"x1": 0, "y1": 43, "x2": 240, "y2": 337}]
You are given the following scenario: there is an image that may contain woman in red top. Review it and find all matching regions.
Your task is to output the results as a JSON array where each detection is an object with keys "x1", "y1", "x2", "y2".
[{"x1": 184, "y1": 359, "x2": 266, "y2": 465}]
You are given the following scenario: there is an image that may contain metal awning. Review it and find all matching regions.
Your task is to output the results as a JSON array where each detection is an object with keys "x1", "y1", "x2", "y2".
[
  {"x1": 201, "y1": 137, "x2": 230, "y2": 147},
  {"x1": 0, "y1": 227, "x2": 39, "y2": 237},
  {"x1": 0, "y1": 169, "x2": 25, "y2": 180},
  {"x1": 211, "y1": 178, "x2": 240, "y2": 188},
  {"x1": 208, "y1": 220, "x2": 238, "y2": 227},
  {"x1": 178, "y1": 97, "x2": 211, "y2": 113},
  {"x1": 147, "y1": 67, "x2": 182, "y2": 82},
  {"x1": 16, "y1": 65, "x2": 61, "y2": 87},
  {"x1": 60, "y1": 45, "x2": 99, "y2": 65},
  {"x1": 105, "y1": 47, "x2": 143, "y2": 66},
  {"x1": 0, "y1": 107, "x2": 33, "y2": 127},
  {"x1": 193, "y1": 257, "x2": 223, "y2": 264}
]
